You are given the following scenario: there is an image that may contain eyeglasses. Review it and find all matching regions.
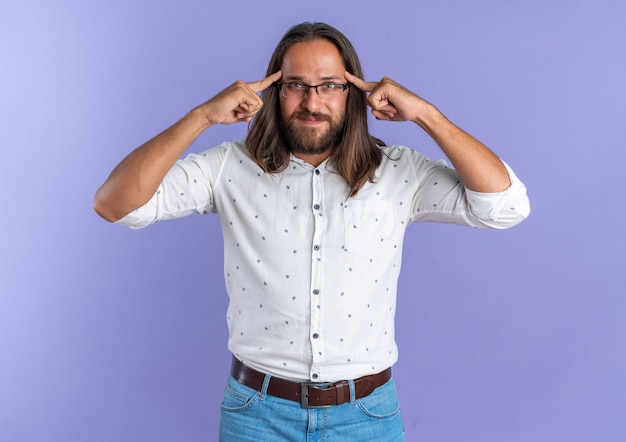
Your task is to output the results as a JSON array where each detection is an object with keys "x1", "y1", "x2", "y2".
[{"x1": 276, "y1": 81, "x2": 349, "y2": 99}]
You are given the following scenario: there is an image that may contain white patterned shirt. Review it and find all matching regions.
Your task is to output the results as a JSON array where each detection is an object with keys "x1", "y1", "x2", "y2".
[{"x1": 117, "y1": 140, "x2": 530, "y2": 382}]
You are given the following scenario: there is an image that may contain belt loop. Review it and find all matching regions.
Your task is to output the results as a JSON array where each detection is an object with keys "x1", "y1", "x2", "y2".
[
  {"x1": 348, "y1": 379, "x2": 356, "y2": 404},
  {"x1": 259, "y1": 374, "x2": 271, "y2": 401}
]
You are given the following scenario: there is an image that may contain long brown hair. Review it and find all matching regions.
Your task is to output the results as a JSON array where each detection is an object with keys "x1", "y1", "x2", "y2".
[{"x1": 246, "y1": 22, "x2": 385, "y2": 198}]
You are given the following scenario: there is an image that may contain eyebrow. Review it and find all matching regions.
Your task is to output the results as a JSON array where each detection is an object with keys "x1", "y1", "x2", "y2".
[{"x1": 283, "y1": 75, "x2": 343, "y2": 82}]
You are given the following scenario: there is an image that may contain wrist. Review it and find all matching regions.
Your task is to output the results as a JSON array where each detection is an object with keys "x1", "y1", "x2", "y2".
[
  {"x1": 186, "y1": 106, "x2": 215, "y2": 132},
  {"x1": 411, "y1": 102, "x2": 446, "y2": 131}
]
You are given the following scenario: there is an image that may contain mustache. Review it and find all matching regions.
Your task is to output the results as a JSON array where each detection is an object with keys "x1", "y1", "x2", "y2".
[{"x1": 289, "y1": 111, "x2": 333, "y2": 123}]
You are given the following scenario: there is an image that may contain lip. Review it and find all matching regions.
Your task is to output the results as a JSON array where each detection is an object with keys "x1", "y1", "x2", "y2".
[{"x1": 298, "y1": 116, "x2": 326, "y2": 126}]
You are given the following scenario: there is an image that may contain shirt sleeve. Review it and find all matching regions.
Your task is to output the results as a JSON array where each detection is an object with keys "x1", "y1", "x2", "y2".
[
  {"x1": 115, "y1": 142, "x2": 230, "y2": 230},
  {"x1": 463, "y1": 161, "x2": 531, "y2": 228},
  {"x1": 409, "y1": 153, "x2": 530, "y2": 229}
]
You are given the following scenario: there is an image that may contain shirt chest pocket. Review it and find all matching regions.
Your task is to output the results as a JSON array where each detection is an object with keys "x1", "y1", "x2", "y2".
[{"x1": 343, "y1": 200, "x2": 394, "y2": 257}]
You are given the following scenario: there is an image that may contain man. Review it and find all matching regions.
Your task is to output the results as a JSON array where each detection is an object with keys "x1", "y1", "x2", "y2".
[{"x1": 95, "y1": 22, "x2": 529, "y2": 441}]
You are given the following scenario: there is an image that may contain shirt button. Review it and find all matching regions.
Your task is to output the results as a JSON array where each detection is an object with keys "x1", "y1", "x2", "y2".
[
  {"x1": 313, "y1": 289, "x2": 320, "y2": 295},
  {"x1": 312, "y1": 373, "x2": 319, "y2": 379},
  {"x1": 315, "y1": 169, "x2": 320, "y2": 175},
  {"x1": 312, "y1": 333, "x2": 319, "y2": 339},
  {"x1": 313, "y1": 245, "x2": 320, "y2": 251},
  {"x1": 313, "y1": 204, "x2": 320, "y2": 210}
]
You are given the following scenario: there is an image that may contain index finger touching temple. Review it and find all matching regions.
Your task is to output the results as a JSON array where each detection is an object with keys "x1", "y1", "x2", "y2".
[
  {"x1": 345, "y1": 71, "x2": 376, "y2": 92},
  {"x1": 250, "y1": 71, "x2": 283, "y2": 93}
]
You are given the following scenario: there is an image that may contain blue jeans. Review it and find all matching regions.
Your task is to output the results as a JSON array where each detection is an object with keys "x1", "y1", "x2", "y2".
[{"x1": 219, "y1": 374, "x2": 405, "y2": 441}]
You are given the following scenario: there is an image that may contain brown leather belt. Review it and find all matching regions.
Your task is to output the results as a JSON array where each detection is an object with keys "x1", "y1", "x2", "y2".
[{"x1": 230, "y1": 357, "x2": 391, "y2": 408}]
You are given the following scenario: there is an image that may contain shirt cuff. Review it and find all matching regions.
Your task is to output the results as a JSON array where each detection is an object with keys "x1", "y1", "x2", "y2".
[
  {"x1": 464, "y1": 161, "x2": 530, "y2": 228},
  {"x1": 114, "y1": 192, "x2": 159, "y2": 230}
]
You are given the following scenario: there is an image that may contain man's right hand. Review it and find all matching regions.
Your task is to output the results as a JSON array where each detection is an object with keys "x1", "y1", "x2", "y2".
[
  {"x1": 198, "y1": 71, "x2": 282, "y2": 126},
  {"x1": 94, "y1": 71, "x2": 282, "y2": 222}
]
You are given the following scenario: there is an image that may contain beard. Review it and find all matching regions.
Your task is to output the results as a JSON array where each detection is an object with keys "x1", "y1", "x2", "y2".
[{"x1": 280, "y1": 111, "x2": 345, "y2": 156}]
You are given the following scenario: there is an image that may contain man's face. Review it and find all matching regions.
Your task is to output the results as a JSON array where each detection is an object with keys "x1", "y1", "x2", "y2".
[{"x1": 279, "y1": 39, "x2": 349, "y2": 160}]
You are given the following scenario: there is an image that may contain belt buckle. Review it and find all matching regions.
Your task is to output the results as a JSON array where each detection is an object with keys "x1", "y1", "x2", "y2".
[{"x1": 300, "y1": 382, "x2": 332, "y2": 409}]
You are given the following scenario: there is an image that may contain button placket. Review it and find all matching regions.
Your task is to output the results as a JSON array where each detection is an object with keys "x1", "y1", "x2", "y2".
[{"x1": 309, "y1": 167, "x2": 325, "y2": 379}]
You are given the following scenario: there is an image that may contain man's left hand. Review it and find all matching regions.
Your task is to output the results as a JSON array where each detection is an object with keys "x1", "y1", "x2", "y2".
[{"x1": 345, "y1": 72, "x2": 431, "y2": 124}]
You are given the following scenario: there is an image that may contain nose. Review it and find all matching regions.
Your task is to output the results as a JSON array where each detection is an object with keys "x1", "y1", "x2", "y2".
[{"x1": 300, "y1": 87, "x2": 323, "y2": 112}]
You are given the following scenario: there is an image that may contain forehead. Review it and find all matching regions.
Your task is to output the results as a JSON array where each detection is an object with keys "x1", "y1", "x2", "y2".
[{"x1": 281, "y1": 39, "x2": 345, "y2": 80}]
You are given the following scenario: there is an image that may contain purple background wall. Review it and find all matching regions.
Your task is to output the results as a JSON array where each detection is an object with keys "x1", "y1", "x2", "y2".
[{"x1": 1, "y1": 1, "x2": 624, "y2": 441}]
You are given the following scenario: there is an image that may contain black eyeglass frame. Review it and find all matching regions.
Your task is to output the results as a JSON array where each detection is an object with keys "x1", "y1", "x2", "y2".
[{"x1": 276, "y1": 81, "x2": 350, "y2": 98}]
